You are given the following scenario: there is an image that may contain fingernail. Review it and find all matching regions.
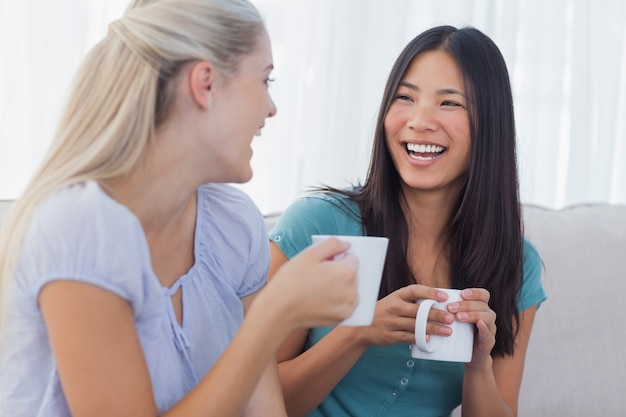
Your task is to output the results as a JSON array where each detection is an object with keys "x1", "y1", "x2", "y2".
[
  {"x1": 462, "y1": 289, "x2": 473, "y2": 298},
  {"x1": 436, "y1": 290, "x2": 448, "y2": 300},
  {"x1": 457, "y1": 312, "x2": 469, "y2": 321},
  {"x1": 447, "y1": 303, "x2": 459, "y2": 313},
  {"x1": 440, "y1": 327, "x2": 452, "y2": 336}
]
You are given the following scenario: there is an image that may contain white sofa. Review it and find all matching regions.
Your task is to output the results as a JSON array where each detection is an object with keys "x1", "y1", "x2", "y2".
[
  {"x1": 0, "y1": 201, "x2": 10, "y2": 226},
  {"x1": 516, "y1": 204, "x2": 626, "y2": 416},
  {"x1": 267, "y1": 203, "x2": 626, "y2": 416},
  {"x1": 2, "y1": 200, "x2": 626, "y2": 415}
]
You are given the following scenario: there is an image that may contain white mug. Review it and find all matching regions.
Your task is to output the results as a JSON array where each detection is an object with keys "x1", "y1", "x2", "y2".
[
  {"x1": 311, "y1": 235, "x2": 389, "y2": 326},
  {"x1": 411, "y1": 288, "x2": 474, "y2": 362}
]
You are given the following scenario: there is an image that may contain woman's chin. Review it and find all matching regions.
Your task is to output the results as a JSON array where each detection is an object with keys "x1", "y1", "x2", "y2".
[{"x1": 230, "y1": 168, "x2": 254, "y2": 184}]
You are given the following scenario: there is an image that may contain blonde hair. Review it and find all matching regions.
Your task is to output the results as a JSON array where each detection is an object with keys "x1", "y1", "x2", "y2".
[{"x1": 0, "y1": 0, "x2": 264, "y2": 340}]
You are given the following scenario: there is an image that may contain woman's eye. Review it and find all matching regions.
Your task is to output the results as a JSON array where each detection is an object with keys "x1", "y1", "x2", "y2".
[
  {"x1": 395, "y1": 94, "x2": 412, "y2": 102},
  {"x1": 264, "y1": 77, "x2": 275, "y2": 86},
  {"x1": 442, "y1": 100, "x2": 461, "y2": 107}
]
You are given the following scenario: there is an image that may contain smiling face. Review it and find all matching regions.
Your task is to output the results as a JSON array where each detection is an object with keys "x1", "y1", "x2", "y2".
[
  {"x1": 384, "y1": 50, "x2": 471, "y2": 199},
  {"x1": 206, "y1": 29, "x2": 277, "y2": 183}
]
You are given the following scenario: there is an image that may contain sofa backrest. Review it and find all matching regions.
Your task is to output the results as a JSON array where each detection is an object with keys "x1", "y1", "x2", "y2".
[
  {"x1": 0, "y1": 200, "x2": 11, "y2": 224},
  {"x1": 518, "y1": 203, "x2": 626, "y2": 416}
]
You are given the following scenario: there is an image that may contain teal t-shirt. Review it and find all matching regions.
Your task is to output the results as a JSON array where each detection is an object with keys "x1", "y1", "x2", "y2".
[{"x1": 269, "y1": 191, "x2": 547, "y2": 417}]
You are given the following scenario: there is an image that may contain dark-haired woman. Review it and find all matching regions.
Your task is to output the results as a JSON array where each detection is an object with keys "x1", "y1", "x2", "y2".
[{"x1": 268, "y1": 25, "x2": 546, "y2": 417}]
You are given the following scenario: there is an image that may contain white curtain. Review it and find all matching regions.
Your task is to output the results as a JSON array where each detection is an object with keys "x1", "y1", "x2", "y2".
[
  {"x1": 2, "y1": 0, "x2": 625, "y2": 214},
  {"x1": 0, "y1": 0, "x2": 128, "y2": 198}
]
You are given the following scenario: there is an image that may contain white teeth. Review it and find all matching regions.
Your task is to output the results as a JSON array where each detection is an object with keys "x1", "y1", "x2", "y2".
[
  {"x1": 406, "y1": 143, "x2": 445, "y2": 153},
  {"x1": 412, "y1": 155, "x2": 436, "y2": 161}
]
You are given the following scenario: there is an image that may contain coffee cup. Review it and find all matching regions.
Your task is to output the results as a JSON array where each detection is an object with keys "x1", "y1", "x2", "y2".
[
  {"x1": 411, "y1": 288, "x2": 474, "y2": 362},
  {"x1": 311, "y1": 235, "x2": 388, "y2": 326}
]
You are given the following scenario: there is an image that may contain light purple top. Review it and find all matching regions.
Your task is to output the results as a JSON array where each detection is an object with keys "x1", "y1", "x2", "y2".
[{"x1": 0, "y1": 181, "x2": 269, "y2": 416}]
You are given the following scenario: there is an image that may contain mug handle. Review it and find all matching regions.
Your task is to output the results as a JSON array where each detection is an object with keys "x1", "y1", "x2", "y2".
[{"x1": 414, "y1": 299, "x2": 439, "y2": 353}]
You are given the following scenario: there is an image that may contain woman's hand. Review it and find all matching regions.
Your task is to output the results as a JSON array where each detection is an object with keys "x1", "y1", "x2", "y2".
[
  {"x1": 263, "y1": 237, "x2": 359, "y2": 331},
  {"x1": 447, "y1": 288, "x2": 497, "y2": 368},
  {"x1": 355, "y1": 284, "x2": 453, "y2": 347}
]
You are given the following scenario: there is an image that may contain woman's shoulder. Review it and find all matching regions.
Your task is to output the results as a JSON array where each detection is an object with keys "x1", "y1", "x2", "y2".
[
  {"x1": 29, "y1": 181, "x2": 140, "y2": 242},
  {"x1": 519, "y1": 237, "x2": 547, "y2": 310},
  {"x1": 198, "y1": 183, "x2": 260, "y2": 216},
  {"x1": 196, "y1": 183, "x2": 264, "y2": 233},
  {"x1": 269, "y1": 189, "x2": 364, "y2": 258},
  {"x1": 195, "y1": 183, "x2": 268, "y2": 297},
  {"x1": 195, "y1": 183, "x2": 267, "y2": 260},
  {"x1": 522, "y1": 238, "x2": 541, "y2": 267},
  {"x1": 286, "y1": 189, "x2": 360, "y2": 218},
  {"x1": 19, "y1": 181, "x2": 153, "y2": 303}
]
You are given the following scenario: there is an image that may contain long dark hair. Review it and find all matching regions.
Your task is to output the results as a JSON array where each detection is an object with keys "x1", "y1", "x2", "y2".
[{"x1": 322, "y1": 26, "x2": 522, "y2": 356}]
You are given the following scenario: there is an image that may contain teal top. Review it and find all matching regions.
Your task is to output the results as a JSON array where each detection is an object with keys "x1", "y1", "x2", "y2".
[{"x1": 269, "y1": 191, "x2": 547, "y2": 417}]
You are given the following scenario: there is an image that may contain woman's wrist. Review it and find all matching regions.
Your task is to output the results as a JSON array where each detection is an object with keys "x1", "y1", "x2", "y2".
[
  {"x1": 464, "y1": 355, "x2": 493, "y2": 373},
  {"x1": 245, "y1": 286, "x2": 297, "y2": 342},
  {"x1": 334, "y1": 325, "x2": 368, "y2": 348}
]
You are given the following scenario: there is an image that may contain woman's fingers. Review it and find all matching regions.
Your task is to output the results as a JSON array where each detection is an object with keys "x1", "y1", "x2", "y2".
[
  {"x1": 461, "y1": 288, "x2": 490, "y2": 303},
  {"x1": 308, "y1": 236, "x2": 352, "y2": 261},
  {"x1": 402, "y1": 284, "x2": 449, "y2": 303},
  {"x1": 448, "y1": 288, "x2": 495, "y2": 325},
  {"x1": 268, "y1": 240, "x2": 360, "y2": 329}
]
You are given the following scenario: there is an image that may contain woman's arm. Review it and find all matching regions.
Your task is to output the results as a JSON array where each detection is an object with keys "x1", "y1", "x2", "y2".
[
  {"x1": 243, "y1": 362, "x2": 286, "y2": 417},
  {"x1": 275, "y1": 323, "x2": 369, "y2": 417},
  {"x1": 40, "y1": 238, "x2": 358, "y2": 417},
  {"x1": 460, "y1": 301, "x2": 538, "y2": 417},
  {"x1": 270, "y1": 242, "x2": 367, "y2": 417},
  {"x1": 40, "y1": 280, "x2": 291, "y2": 417},
  {"x1": 40, "y1": 281, "x2": 159, "y2": 417},
  {"x1": 270, "y1": 242, "x2": 450, "y2": 417},
  {"x1": 240, "y1": 292, "x2": 287, "y2": 417}
]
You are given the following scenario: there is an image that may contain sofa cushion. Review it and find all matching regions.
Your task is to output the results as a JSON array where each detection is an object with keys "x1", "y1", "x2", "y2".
[
  {"x1": 519, "y1": 204, "x2": 626, "y2": 416},
  {"x1": 0, "y1": 200, "x2": 11, "y2": 223}
]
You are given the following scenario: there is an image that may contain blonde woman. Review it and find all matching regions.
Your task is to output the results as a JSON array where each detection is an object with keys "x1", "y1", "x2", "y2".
[{"x1": 0, "y1": 1, "x2": 359, "y2": 416}]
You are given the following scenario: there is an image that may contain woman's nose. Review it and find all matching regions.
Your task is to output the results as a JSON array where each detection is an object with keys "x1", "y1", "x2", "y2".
[
  {"x1": 268, "y1": 97, "x2": 277, "y2": 118},
  {"x1": 407, "y1": 105, "x2": 437, "y2": 131}
]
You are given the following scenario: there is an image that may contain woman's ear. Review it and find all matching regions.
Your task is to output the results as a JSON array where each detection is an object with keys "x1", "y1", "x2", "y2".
[{"x1": 189, "y1": 61, "x2": 215, "y2": 110}]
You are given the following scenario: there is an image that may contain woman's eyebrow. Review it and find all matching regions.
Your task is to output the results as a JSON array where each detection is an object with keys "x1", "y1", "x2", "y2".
[
  {"x1": 398, "y1": 81, "x2": 418, "y2": 91},
  {"x1": 398, "y1": 82, "x2": 465, "y2": 97},
  {"x1": 437, "y1": 88, "x2": 465, "y2": 97}
]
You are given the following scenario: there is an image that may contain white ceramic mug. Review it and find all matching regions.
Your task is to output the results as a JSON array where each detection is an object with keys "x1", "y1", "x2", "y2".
[
  {"x1": 411, "y1": 288, "x2": 474, "y2": 362},
  {"x1": 311, "y1": 235, "x2": 389, "y2": 326}
]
